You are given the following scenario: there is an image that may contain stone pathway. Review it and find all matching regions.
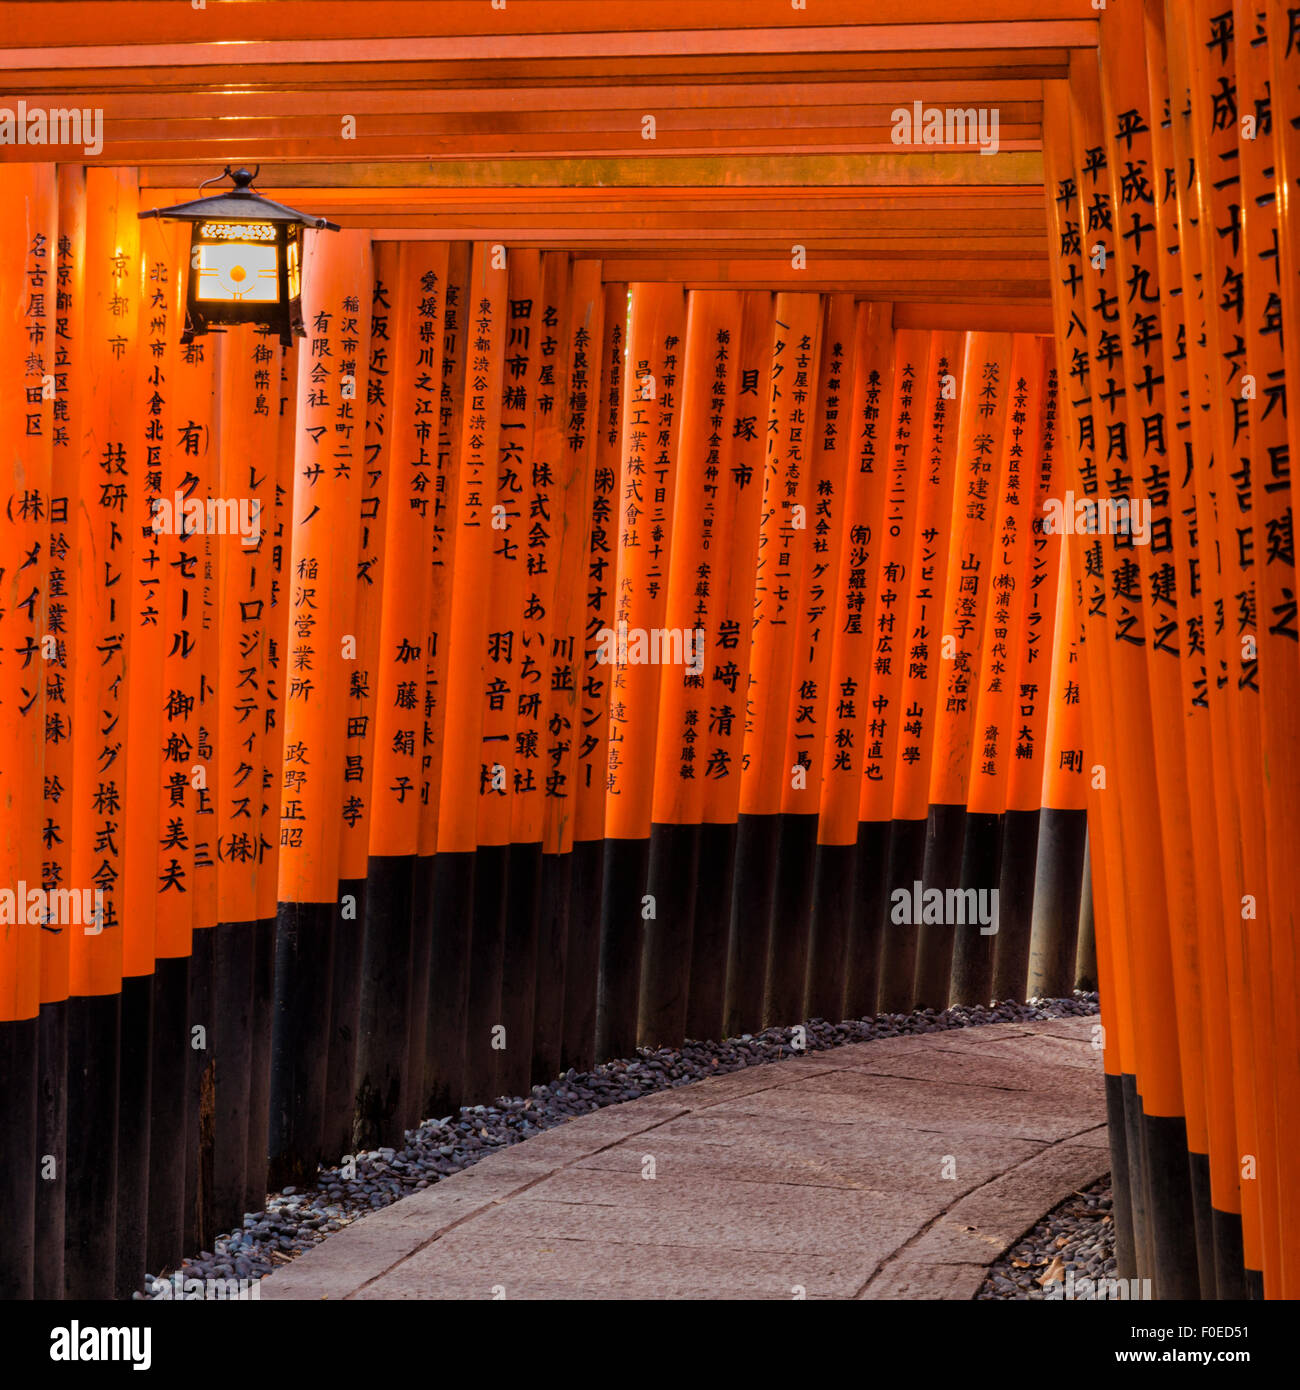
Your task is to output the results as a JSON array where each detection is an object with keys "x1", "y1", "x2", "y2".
[{"x1": 262, "y1": 1016, "x2": 1107, "y2": 1300}]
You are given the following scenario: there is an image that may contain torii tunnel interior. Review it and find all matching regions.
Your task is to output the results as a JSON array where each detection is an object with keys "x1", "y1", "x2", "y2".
[{"x1": 0, "y1": 0, "x2": 1297, "y2": 1309}]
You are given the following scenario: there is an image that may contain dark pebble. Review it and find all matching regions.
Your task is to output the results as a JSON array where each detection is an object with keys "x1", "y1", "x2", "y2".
[{"x1": 144, "y1": 991, "x2": 1100, "y2": 1300}]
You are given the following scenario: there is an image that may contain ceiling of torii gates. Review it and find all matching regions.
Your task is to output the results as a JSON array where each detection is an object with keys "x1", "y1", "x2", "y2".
[{"x1": 0, "y1": 0, "x2": 1101, "y2": 324}]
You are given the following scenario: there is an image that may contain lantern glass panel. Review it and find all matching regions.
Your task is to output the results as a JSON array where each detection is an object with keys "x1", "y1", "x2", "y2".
[
  {"x1": 192, "y1": 221, "x2": 281, "y2": 306},
  {"x1": 194, "y1": 239, "x2": 279, "y2": 303}
]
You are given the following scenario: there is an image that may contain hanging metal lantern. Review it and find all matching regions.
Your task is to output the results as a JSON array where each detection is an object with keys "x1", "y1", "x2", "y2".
[{"x1": 138, "y1": 165, "x2": 339, "y2": 345}]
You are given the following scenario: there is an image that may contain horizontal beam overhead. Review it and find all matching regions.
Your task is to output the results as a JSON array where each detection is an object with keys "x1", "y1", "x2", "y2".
[
  {"x1": 0, "y1": 1, "x2": 1074, "y2": 305},
  {"x1": 0, "y1": 137, "x2": 1043, "y2": 165},
  {"x1": 0, "y1": 1, "x2": 1102, "y2": 48},
  {"x1": 0, "y1": 24, "x2": 1098, "y2": 70},
  {"x1": 46, "y1": 79, "x2": 1048, "y2": 118},
  {"x1": 5, "y1": 55, "x2": 1077, "y2": 93},
  {"x1": 131, "y1": 153, "x2": 1044, "y2": 188}
]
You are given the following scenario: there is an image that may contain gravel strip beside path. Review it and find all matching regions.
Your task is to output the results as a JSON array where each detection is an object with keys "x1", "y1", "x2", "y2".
[
  {"x1": 142, "y1": 993, "x2": 1100, "y2": 1299},
  {"x1": 979, "y1": 1176, "x2": 1118, "y2": 1299}
]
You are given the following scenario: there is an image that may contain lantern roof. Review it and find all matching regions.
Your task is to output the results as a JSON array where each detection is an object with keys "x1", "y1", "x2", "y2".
[{"x1": 138, "y1": 166, "x2": 340, "y2": 230}]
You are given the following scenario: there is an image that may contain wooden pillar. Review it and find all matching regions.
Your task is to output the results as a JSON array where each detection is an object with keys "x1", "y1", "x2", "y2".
[
  {"x1": 763, "y1": 292, "x2": 855, "y2": 1028},
  {"x1": 994, "y1": 343, "x2": 1067, "y2": 1004},
  {"x1": 268, "y1": 230, "x2": 372, "y2": 1190},
  {"x1": 535, "y1": 258, "x2": 604, "y2": 1081},
  {"x1": 34, "y1": 165, "x2": 86, "y2": 1299},
  {"x1": 692, "y1": 291, "x2": 772, "y2": 1040},
  {"x1": 950, "y1": 336, "x2": 1045, "y2": 1006},
  {"x1": 723, "y1": 293, "x2": 821, "y2": 1036},
  {"x1": 1042, "y1": 80, "x2": 1146, "y2": 1281},
  {"x1": 498, "y1": 250, "x2": 571, "y2": 1098},
  {"x1": 598, "y1": 282, "x2": 687, "y2": 1059},
  {"x1": 418, "y1": 242, "x2": 469, "y2": 1120},
  {"x1": 876, "y1": 328, "x2": 965, "y2": 1015},
  {"x1": 354, "y1": 242, "x2": 447, "y2": 1146},
  {"x1": 806, "y1": 302, "x2": 894, "y2": 1021},
  {"x1": 640, "y1": 290, "x2": 743, "y2": 1047},
  {"x1": 912, "y1": 332, "x2": 1014, "y2": 1011},
  {"x1": 427, "y1": 242, "x2": 507, "y2": 1108},
  {"x1": 64, "y1": 167, "x2": 140, "y2": 1298},
  {"x1": 856, "y1": 328, "x2": 934, "y2": 1013},
  {"x1": 1029, "y1": 539, "x2": 1088, "y2": 999},
  {"x1": 0, "y1": 162, "x2": 56, "y2": 1299},
  {"x1": 560, "y1": 280, "x2": 625, "y2": 1073},
  {"x1": 319, "y1": 244, "x2": 396, "y2": 1154}
]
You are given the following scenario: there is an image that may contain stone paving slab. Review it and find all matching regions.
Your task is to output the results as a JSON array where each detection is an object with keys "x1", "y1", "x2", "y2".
[
  {"x1": 406, "y1": 1168, "x2": 930, "y2": 1260},
  {"x1": 570, "y1": 1120, "x2": 1048, "y2": 1196},
  {"x1": 913, "y1": 1030, "x2": 1107, "y2": 1071},
  {"x1": 1023, "y1": 1017, "x2": 1107, "y2": 1041},
  {"x1": 700, "y1": 1071, "x2": 1095, "y2": 1142},
  {"x1": 830, "y1": 1046, "x2": 1096, "y2": 1092},
  {"x1": 860, "y1": 1261, "x2": 992, "y2": 1300},
  {"x1": 800, "y1": 1023, "x2": 1045, "y2": 1070},
  {"x1": 897, "y1": 1139, "x2": 1111, "y2": 1266},
  {"x1": 262, "y1": 1015, "x2": 1105, "y2": 1301},
  {"x1": 353, "y1": 1236, "x2": 866, "y2": 1300}
]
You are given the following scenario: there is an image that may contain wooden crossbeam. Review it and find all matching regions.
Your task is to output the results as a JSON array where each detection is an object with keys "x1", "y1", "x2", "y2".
[
  {"x1": 130, "y1": 153, "x2": 1044, "y2": 187},
  {"x1": 0, "y1": 0, "x2": 1072, "y2": 308},
  {"x1": 2, "y1": 51, "x2": 1080, "y2": 91},
  {"x1": 0, "y1": 24, "x2": 1098, "y2": 70},
  {"x1": 44, "y1": 80, "x2": 1049, "y2": 119},
  {"x1": 1, "y1": 1, "x2": 1103, "y2": 48}
]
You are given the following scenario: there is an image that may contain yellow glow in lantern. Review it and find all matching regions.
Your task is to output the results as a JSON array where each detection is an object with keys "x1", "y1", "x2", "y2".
[{"x1": 194, "y1": 239, "x2": 279, "y2": 303}]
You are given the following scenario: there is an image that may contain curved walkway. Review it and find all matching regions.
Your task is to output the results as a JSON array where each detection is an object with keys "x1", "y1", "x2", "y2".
[{"x1": 262, "y1": 1016, "x2": 1107, "y2": 1300}]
